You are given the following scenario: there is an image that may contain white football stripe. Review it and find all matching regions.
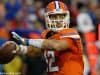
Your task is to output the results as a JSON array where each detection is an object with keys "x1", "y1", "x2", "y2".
[
  {"x1": 55, "y1": 1, "x2": 60, "y2": 10},
  {"x1": 60, "y1": 34, "x2": 80, "y2": 39}
]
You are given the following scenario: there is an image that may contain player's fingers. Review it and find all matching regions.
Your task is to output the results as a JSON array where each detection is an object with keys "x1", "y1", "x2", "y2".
[{"x1": 11, "y1": 32, "x2": 21, "y2": 40}]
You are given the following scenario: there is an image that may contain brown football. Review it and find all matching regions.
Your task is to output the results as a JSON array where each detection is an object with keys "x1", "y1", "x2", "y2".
[{"x1": 0, "y1": 41, "x2": 17, "y2": 64}]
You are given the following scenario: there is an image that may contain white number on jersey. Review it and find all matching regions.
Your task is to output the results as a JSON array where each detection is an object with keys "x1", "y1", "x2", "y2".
[{"x1": 44, "y1": 51, "x2": 59, "y2": 72}]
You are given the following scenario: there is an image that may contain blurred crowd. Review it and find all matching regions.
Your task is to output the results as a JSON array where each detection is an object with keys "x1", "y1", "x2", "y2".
[{"x1": 0, "y1": 0, "x2": 100, "y2": 75}]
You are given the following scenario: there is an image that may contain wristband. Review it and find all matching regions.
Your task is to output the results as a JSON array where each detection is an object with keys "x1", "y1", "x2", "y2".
[
  {"x1": 26, "y1": 39, "x2": 44, "y2": 48},
  {"x1": 19, "y1": 45, "x2": 28, "y2": 55}
]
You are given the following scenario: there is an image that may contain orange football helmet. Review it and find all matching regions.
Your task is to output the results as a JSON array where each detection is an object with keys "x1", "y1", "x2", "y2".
[{"x1": 45, "y1": 1, "x2": 70, "y2": 31}]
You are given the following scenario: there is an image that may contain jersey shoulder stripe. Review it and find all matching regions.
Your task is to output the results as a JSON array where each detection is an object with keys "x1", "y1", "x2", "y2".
[
  {"x1": 59, "y1": 29, "x2": 80, "y2": 39},
  {"x1": 60, "y1": 34, "x2": 80, "y2": 39}
]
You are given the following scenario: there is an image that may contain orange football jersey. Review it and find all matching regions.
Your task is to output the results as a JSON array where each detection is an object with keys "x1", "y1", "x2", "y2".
[{"x1": 41, "y1": 28, "x2": 84, "y2": 75}]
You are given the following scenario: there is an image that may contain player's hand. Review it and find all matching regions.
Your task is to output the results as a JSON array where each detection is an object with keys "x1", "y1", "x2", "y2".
[{"x1": 11, "y1": 32, "x2": 26, "y2": 45}]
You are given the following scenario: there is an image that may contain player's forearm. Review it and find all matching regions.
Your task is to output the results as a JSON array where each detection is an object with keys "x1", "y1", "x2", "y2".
[
  {"x1": 42, "y1": 39, "x2": 68, "y2": 51},
  {"x1": 26, "y1": 39, "x2": 68, "y2": 51},
  {"x1": 17, "y1": 45, "x2": 42, "y2": 57}
]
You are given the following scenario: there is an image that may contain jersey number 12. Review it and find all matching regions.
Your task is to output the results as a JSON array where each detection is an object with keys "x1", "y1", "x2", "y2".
[{"x1": 44, "y1": 51, "x2": 59, "y2": 72}]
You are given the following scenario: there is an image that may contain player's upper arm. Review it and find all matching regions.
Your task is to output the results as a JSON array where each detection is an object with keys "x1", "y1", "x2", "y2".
[{"x1": 60, "y1": 34, "x2": 83, "y2": 53}]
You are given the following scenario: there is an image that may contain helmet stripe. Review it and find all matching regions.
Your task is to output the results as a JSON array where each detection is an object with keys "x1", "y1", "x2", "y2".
[{"x1": 55, "y1": 1, "x2": 60, "y2": 10}]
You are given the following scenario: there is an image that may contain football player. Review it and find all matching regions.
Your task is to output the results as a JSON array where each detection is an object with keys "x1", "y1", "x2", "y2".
[{"x1": 0, "y1": 1, "x2": 84, "y2": 75}]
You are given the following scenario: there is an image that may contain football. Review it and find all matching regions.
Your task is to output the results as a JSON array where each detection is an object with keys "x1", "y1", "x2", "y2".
[{"x1": 0, "y1": 41, "x2": 17, "y2": 64}]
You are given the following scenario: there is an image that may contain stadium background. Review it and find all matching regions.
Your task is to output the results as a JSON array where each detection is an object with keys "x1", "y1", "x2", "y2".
[{"x1": 0, "y1": 0, "x2": 100, "y2": 75}]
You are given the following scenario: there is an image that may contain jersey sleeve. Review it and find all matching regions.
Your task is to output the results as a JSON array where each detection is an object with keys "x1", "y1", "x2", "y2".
[{"x1": 60, "y1": 33, "x2": 83, "y2": 54}]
